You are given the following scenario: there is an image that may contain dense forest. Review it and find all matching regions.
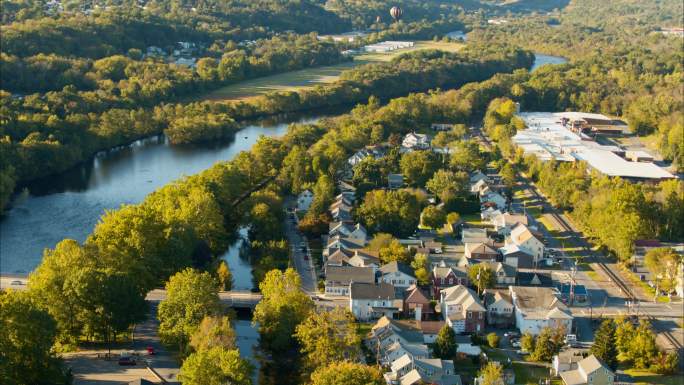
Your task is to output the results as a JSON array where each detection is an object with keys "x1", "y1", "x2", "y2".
[{"x1": 0, "y1": 44, "x2": 532, "y2": 210}]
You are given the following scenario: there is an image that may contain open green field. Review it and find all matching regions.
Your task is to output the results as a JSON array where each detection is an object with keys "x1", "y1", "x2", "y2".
[{"x1": 202, "y1": 40, "x2": 463, "y2": 101}]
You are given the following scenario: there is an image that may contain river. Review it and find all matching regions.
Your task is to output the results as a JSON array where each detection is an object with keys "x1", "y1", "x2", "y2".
[
  {"x1": 0, "y1": 113, "x2": 327, "y2": 275},
  {"x1": 531, "y1": 53, "x2": 568, "y2": 71}
]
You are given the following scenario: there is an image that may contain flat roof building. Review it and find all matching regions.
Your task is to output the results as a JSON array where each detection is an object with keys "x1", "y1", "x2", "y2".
[{"x1": 514, "y1": 112, "x2": 675, "y2": 181}]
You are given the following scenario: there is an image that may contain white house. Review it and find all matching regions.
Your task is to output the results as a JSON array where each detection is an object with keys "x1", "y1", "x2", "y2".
[
  {"x1": 324, "y1": 265, "x2": 374, "y2": 296},
  {"x1": 553, "y1": 350, "x2": 585, "y2": 376},
  {"x1": 470, "y1": 170, "x2": 489, "y2": 184},
  {"x1": 402, "y1": 132, "x2": 430, "y2": 150},
  {"x1": 480, "y1": 190, "x2": 507, "y2": 211},
  {"x1": 350, "y1": 282, "x2": 402, "y2": 321},
  {"x1": 379, "y1": 261, "x2": 417, "y2": 290},
  {"x1": 297, "y1": 189, "x2": 314, "y2": 211},
  {"x1": 506, "y1": 223, "x2": 545, "y2": 262},
  {"x1": 329, "y1": 222, "x2": 368, "y2": 244},
  {"x1": 559, "y1": 355, "x2": 615, "y2": 385},
  {"x1": 491, "y1": 212, "x2": 529, "y2": 235},
  {"x1": 509, "y1": 286, "x2": 573, "y2": 335},
  {"x1": 483, "y1": 289, "x2": 515, "y2": 327}
]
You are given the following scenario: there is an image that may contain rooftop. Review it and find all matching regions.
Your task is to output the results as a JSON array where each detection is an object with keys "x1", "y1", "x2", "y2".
[
  {"x1": 514, "y1": 112, "x2": 675, "y2": 180},
  {"x1": 351, "y1": 282, "x2": 397, "y2": 300},
  {"x1": 509, "y1": 286, "x2": 571, "y2": 320},
  {"x1": 325, "y1": 266, "x2": 374, "y2": 284}
]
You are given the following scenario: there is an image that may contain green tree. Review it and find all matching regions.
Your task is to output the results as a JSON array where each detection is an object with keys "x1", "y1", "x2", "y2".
[
  {"x1": 158, "y1": 268, "x2": 220, "y2": 353},
  {"x1": 294, "y1": 308, "x2": 361, "y2": 371},
  {"x1": 487, "y1": 332, "x2": 500, "y2": 348},
  {"x1": 0, "y1": 291, "x2": 70, "y2": 385},
  {"x1": 400, "y1": 150, "x2": 440, "y2": 186},
  {"x1": 449, "y1": 140, "x2": 486, "y2": 172},
  {"x1": 421, "y1": 205, "x2": 446, "y2": 229},
  {"x1": 309, "y1": 362, "x2": 384, "y2": 385},
  {"x1": 433, "y1": 324, "x2": 456, "y2": 359},
  {"x1": 356, "y1": 189, "x2": 421, "y2": 237},
  {"x1": 216, "y1": 261, "x2": 233, "y2": 291},
  {"x1": 426, "y1": 169, "x2": 469, "y2": 203},
  {"x1": 179, "y1": 347, "x2": 253, "y2": 385},
  {"x1": 500, "y1": 163, "x2": 516, "y2": 189},
  {"x1": 467, "y1": 264, "x2": 495, "y2": 294},
  {"x1": 590, "y1": 319, "x2": 618, "y2": 370},
  {"x1": 479, "y1": 362, "x2": 504, "y2": 385},
  {"x1": 530, "y1": 327, "x2": 564, "y2": 362},
  {"x1": 253, "y1": 268, "x2": 313, "y2": 353},
  {"x1": 189, "y1": 315, "x2": 236, "y2": 352}
]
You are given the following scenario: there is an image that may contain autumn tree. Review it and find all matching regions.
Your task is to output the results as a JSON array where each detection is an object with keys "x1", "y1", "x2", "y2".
[
  {"x1": 379, "y1": 239, "x2": 412, "y2": 265},
  {"x1": 467, "y1": 264, "x2": 495, "y2": 294},
  {"x1": 309, "y1": 362, "x2": 384, "y2": 385},
  {"x1": 253, "y1": 268, "x2": 313, "y2": 353},
  {"x1": 179, "y1": 347, "x2": 253, "y2": 385},
  {"x1": 479, "y1": 362, "x2": 504, "y2": 385},
  {"x1": 411, "y1": 253, "x2": 431, "y2": 285},
  {"x1": 487, "y1": 332, "x2": 500, "y2": 348},
  {"x1": 421, "y1": 205, "x2": 446, "y2": 229},
  {"x1": 294, "y1": 308, "x2": 361, "y2": 371},
  {"x1": 189, "y1": 315, "x2": 236, "y2": 352},
  {"x1": 216, "y1": 260, "x2": 233, "y2": 291},
  {"x1": 643, "y1": 248, "x2": 682, "y2": 294},
  {"x1": 520, "y1": 332, "x2": 535, "y2": 352}
]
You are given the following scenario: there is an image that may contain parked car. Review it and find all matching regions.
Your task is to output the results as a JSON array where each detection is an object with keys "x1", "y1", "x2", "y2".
[
  {"x1": 504, "y1": 331, "x2": 520, "y2": 339},
  {"x1": 516, "y1": 349, "x2": 529, "y2": 355},
  {"x1": 511, "y1": 340, "x2": 521, "y2": 348},
  {"x1": 118, "y1": 356, "x2": 136, "y2": 366}
]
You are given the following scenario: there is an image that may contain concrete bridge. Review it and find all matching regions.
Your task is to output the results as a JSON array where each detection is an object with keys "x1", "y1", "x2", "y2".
[
  {"x1": 219, "y1": 290, "x2": 262, "y2": 309},
  {"x1": 145, "y1": 289, "x2": 262, "y2": 309}
]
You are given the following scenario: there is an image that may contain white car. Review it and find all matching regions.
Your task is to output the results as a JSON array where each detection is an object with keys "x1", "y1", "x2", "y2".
[{"x1": 511, "y1": 341, "x2": 521, "y2": 348}]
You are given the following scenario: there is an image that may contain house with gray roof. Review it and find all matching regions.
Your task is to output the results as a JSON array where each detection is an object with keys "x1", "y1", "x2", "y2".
[
  {"x1": 350, "y1": 282, "x2": 401, "y2": 321},
  {"x1": 379, "y1": 261, "x2": 417, "y2": 291},
  {"x1": 509, "y1": 286, "x2": 573, "y2": 335},
  {"x1": 325, "y1": 266, "x2": 374, "y2": 296},
  {"x1": 559, "y1": 355, "x2": 614, "y2": 385}
]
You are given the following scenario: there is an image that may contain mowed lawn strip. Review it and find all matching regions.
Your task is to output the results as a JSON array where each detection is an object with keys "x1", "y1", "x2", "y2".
[{"x1": 202, "y1": 40, "x2": 464, "y2": 101}]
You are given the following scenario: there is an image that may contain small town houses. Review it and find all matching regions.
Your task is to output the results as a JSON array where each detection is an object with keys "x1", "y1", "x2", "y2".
[{"x1": 307, "y1": 133, "x2": 585, "y2": 385}]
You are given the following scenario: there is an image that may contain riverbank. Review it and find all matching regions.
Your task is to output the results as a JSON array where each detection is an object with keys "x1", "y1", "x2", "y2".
[{"x1": 0, "y1": 112, "x2": 329, "y2": 275}]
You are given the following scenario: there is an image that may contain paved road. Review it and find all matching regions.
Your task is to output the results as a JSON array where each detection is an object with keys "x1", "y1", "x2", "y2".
[
  {"x1": 283, "y1": 198, "x2": 317, "y2": 293},
  {"x1": 133, "y1": 301, "x2": 180, "y2": 383}
]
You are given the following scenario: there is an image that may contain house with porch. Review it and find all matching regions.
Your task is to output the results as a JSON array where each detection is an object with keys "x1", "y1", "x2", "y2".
[{"x1": 350, "y1": 282, "x2": 402, "y2": 321}]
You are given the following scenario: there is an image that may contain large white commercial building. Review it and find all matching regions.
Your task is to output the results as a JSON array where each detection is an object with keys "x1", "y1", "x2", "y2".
[{"x1": 514, "y1": 112, "x2": 675, "y2": 181}]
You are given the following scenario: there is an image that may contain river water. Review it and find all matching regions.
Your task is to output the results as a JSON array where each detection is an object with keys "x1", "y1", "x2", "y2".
[
  {"x1": 0, "y1": 114, "x2": 325, "y2": 275},
  {"x1": 531, "y1": 53, "x2": 568, "y2": 71}
]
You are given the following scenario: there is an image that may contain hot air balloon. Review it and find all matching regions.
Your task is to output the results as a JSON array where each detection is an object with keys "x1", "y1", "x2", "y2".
[{"x1": 389, "y1": 6, "x2": 402, "y2": 22}]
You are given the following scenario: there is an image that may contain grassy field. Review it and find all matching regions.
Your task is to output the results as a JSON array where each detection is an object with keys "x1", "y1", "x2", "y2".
[
  {"x1": 202, "y1": 40, "x2": 463, "y2": 101},
  {"x1": 622, "y1": 369, "x2": 683, "y2": 385}
]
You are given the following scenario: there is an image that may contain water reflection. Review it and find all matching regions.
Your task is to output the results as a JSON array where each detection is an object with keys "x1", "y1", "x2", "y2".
[{"x1": 0, "y1": 113, "x2": 327, "y2": 274}]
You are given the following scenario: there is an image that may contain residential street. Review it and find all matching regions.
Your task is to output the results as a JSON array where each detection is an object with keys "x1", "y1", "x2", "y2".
[{"x1": 284, "y1": 197, "x2": 317, "y2": 294}]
